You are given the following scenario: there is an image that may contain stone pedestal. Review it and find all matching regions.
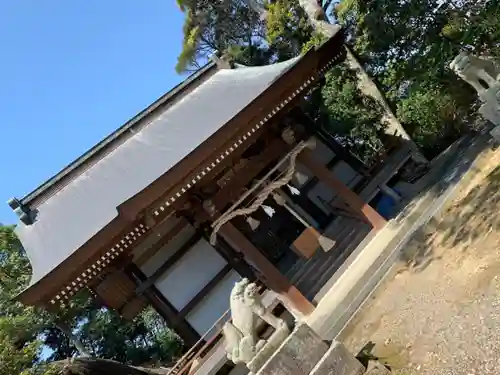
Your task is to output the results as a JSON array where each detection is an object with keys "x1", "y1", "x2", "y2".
[
  {"x1": 479, "y1": 81, "x2": 500, "y2": 134},
  {"x1": 252, "y1": 324, "x2": 365, "y2": 375},
  {"x1": 479, "y1": 85, "x2": 500, "y2": 142},
  {"x1": 310, "y1": 341, "x2": 366, "y2": 375}
]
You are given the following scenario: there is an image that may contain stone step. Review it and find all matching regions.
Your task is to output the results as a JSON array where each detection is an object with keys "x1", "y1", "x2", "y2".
[
  {"x1": 290, "y1": 247, "x2": 325, "y2": 284},
  {"x1": 291, "y1": 223, "x2": 354, "y2": 287},
  {"x1": 307, "y1": 226, "x2": 371, "y2": 298},
  {"x1": 285, "y1": 257, "x2": 306, "y2": 280},
  {"x1": 309, "y1": 341, "x2": 365, "y2": 375},
  {"x1": 253, "y1": 323, "x2": 329, "y2": 375},
  {"x1": 253, "y1": 324, "x2": 369, "y2": 375},
  {"x1": 299, "y1": 226, "x2": 369, "y2": 299}
]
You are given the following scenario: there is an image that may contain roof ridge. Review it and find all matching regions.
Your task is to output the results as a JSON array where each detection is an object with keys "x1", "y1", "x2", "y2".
[{"x1": 12, "y1": 62, "x2": 216, "y2": 209}]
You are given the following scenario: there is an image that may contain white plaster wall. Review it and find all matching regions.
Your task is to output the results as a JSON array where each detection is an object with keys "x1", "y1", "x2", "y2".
[
  {"x1": 186, "y1": 270, "x2": 242, "y2": 336},
  {"x1": 137, "y1": 224, "x2": 242, "y2": 337},
  {"x1": 154, "y1": 238, "x2": 227, "y2": 312},
  {"x1": 312, "y1": 137, "x2": 336, "y2": 165},
  {"x1": 332, "y1": 161, "x2": 362, "y2": 188},
  {"x1": 307, "y1": 161, "x2": 361, "y2": 214},
  {"x1": 139, "y1": 224, "x2": 196, "y2": 277},
  {"x1": 283, "y1": 137, "x2": 335, "y2": 188}
]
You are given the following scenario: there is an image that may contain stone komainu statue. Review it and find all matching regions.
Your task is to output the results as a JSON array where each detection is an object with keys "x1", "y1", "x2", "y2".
[
  {"x1": 449, "y1": 52, "x2": 500, "y2": 99},
  {"x1": 450, "y1": 51, "x2": 500, "y2": 130},
  {"x1": 223, "y1": 278, "x2": 288, "y2": 365}
]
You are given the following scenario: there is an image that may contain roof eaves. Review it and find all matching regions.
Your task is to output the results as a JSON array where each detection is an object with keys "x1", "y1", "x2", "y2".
[{"x1": 13, "y1": 62, "x2": 217, "y2": 211}]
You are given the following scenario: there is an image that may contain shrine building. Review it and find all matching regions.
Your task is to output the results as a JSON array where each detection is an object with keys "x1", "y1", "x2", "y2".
[{"x1": 9, "y1": 30, "x2": 413, "y2": 375}]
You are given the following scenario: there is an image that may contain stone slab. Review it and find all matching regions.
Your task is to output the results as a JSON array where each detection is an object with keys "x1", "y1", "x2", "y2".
[
  {"x1": 309, "y1": 341, "x2": 365, "y2": 375},
  {"x1": 247, "y1": 325, "x2": 290, "y2": 373},
  {"x1": 364, "y1": 360, "x2": 391, "y2": 375},
  {"x1": 254, "y1": 323, "x2": 328, "y2": 375}
]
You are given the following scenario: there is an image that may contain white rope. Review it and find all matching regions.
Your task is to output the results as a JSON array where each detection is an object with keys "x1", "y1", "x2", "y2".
[
  {"x1": 212, "y1": 140, "x2": 309, "y2": 223},
  {"x1": 209, "y1": 139, "x2": 315, "y2": 245}
]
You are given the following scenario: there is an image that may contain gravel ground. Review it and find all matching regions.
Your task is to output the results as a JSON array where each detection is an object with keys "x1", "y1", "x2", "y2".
[{"x1": 340, "y1": 158, "x2": 500, "y2": 374}]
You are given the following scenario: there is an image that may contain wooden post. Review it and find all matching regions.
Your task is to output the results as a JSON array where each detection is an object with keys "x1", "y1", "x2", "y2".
[
  {"x1": 298, "y1": 150, "x2": 387, "y2": 231},
  {"x1": 126, "y1": 264, "x2": 201, "y2": 347},
  {"x1": 217, "y1": 222, "x2": 315, "y2": 318}
]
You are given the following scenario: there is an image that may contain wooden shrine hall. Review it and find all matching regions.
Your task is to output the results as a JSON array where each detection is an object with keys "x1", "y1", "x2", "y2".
[{"x1": 9, "y1": 30, "x2": 410, "y2": 374}]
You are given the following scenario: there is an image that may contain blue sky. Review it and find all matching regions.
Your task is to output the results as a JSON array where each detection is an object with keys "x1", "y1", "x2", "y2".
[{"x1": 0, "y1": 1, "x2": 185, "y2": 224}]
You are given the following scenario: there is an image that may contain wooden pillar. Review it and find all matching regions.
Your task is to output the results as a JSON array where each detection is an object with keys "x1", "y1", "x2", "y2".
[
  {"x1": 298, "y1": 149, "x2": 387, "y2": 231},
  {"x1": 217, "y1": 222, "x2": 315, "y2": 318},
  {"x1": 214, "y1": 236, "x2": 258, "y2": 282},
  {"x1": 126, "y1": 264, "x2": 200, "y2": 347}
]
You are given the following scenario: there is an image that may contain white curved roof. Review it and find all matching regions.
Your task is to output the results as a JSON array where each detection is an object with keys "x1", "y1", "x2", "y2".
[{"x1": 16, "y1": 57, "x2": 300, "y2": 287}]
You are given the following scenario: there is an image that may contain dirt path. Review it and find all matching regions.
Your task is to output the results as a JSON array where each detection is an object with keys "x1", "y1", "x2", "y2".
[{"x1": 340, "y1": 149, "x2": 500, "y2": 374}]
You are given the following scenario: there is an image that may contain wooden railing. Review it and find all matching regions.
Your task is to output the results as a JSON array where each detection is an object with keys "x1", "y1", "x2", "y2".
[{"x1": 167, "y1": 309, "x2": 230, "y2": 375}]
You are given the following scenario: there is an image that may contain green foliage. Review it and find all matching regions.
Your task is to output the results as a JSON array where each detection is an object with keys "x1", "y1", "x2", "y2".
[
  {"x1": 0, "y1": 332, "x2": 41, "y2": 375},
  {"x1": 0, "y1": 226, "x2": 50, "y2": 375},
  {"x1": 176, "y1": 0, "x2": 263, "y2": 72},
  {"x1": 0, "y1": 225, "x2": 182, "y2": 374},
  {"x1": 176, "y1": 10, "x2": 202, "y2": 73},
  {"x1": 266, "y1": 0, "x2": 313, "y2": 58},
  {"x1": 300, "y1": 32, "x2": 327, "y2": 55},
  {"x1": 397, "y1": 84, "x2": 466, "y2": 157},
  {"x1": 176, "y1": 0, "x2": 500, "y2": 157},
  {"x1": 226, "y1": 43, "x2": 276, "y2": 67},
  {"x1": 441, "y1": 1, "x2": 500, "y2": 57},
  {"x1": 176, "y1": 0, "x2": 317, "y2": 71},
  {"x1": 320, "y1": 66, "x2": 385, "y2": 162},
  {"x1": 77, "y1": 307, "x2": 182, "y2": 365},
  {"x1": 333, "y1": 0, "x2": 500, "y2": 156}
]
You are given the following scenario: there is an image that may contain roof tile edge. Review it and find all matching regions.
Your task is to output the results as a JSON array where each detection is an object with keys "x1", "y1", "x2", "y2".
[{"x1": 11, "y1": 62, "x2": 217, "y2": 214}]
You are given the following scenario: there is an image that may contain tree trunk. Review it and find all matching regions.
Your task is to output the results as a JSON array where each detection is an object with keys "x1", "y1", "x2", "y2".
[
  {"x1": 344, "y1": 48, "x2": 428, "y2": 163},
  {"x1": 297, "y1": 0, "x2": 428, "y2": 163},
  {"x1": 56, "y1": 322, "x2": 92, "y2": 358}
]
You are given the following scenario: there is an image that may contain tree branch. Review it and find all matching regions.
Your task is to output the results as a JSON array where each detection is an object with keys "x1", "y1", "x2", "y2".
[
  {"x1": 246, "y1": 0, "x2": 268, "y2": 19},
  {"x1": 55, "y1": 321, "x2": 91, "y2": 358}
]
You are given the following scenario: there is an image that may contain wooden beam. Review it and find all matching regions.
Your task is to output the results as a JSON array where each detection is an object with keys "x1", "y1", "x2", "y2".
[
  {"x1": 298, "y1": 150, "x2": 387, "y2": 230},
  {"x1": 178, "y1": 264, "x2": 232, "y2": 318},
  {"x1": 316, "y1": 128, "x2": 369, "y2": 177},
  {"x1": 136, "y1": 233, "x2": 202, "y2": 295},
  {"x1": 134, "y1": 219, "x2": 188, "y2": 266},
  {"x1": 213, "y1": 236, "x2": 257, "y2": 281},
  {"x1": 217, "y1": 222, "x2": 315, "y2": 317},
  {"x1": 299, "y1": 154, "x2": 340, "y2": 196},
  {"x1": 212, "y1": 138, "x2": 288, "y2": 211},
  {"x1": 126, "y1": 264, "x2": 200, "y2": 347}
]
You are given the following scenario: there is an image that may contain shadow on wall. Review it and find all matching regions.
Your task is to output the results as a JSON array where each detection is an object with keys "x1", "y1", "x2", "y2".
[{"x1": 399, "y1": 166, "x2": 500, "y2": 273}]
